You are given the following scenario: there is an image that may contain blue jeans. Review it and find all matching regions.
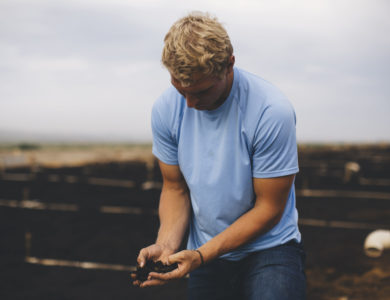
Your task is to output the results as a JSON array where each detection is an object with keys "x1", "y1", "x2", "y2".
[{"x1": 188, "y1": 240, "x2": 306, "y2": 300}]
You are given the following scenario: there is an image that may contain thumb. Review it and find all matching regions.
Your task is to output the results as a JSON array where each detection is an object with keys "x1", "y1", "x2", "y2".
[
  {"x1": 138, "y1": 246, "x2": 158, "y2": 266},
  {"x1": 167, "y1": 252, "x2": 182, "y2": 265},
  {"x1": 137, "y1": 249, "x2": 148, "y2": 267}
]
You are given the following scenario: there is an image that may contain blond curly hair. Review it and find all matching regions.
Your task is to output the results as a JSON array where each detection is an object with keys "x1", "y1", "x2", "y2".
[{"x1": 162, "y1": 12, "x2": 233, "y2": 87}]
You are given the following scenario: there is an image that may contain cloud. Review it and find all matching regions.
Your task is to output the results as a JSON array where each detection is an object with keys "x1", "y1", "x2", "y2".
[{"x1": 0, "y1": 0, "x2": 389, "y2": 142}]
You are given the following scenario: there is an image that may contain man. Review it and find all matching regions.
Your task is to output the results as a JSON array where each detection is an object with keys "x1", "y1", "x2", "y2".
[{"x1": 132, "y1": 12, "x2": 306, "y2": 300}]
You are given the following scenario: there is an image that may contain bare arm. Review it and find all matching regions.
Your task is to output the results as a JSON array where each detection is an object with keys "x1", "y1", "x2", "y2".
[
  {"x1": 150, "y1": 174, "x2": 295, "y2": 282},
  {"x1": 197, "y1": 175, "x2": 295, "y2": 262},
  {"x1": 156, "y1": 161, "x2": 191, "y2": 252},
  {"x1": 133, "y1": 160, "x2": 190, "y2": 287}
]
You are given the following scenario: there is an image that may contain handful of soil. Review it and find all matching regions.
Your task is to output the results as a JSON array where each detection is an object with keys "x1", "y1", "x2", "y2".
[{"x1": 132, "y1": 260, "x2": 178, "y2": 282}]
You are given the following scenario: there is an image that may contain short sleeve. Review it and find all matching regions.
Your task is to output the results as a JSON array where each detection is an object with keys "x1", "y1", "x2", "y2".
[
  {"x1": 151, "y1": 99, "x2": 179, "y2": 165},
  {"x1": 252, "y1": 103, "x2": 299, "y2": 178}
]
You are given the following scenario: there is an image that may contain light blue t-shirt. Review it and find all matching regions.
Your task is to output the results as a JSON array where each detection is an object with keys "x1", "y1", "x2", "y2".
[{"x1": 152, "y1": 67, "x2": 301, "y2": 260}]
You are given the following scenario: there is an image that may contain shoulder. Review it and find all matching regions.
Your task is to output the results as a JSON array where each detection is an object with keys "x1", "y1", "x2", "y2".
[
  {"x1": 151, "y1": 87, "x2": 183, "y2": 165},
  {"x1": 152, "y1": 86, "x2": 186, "y2": 124},
  {"x1": 235, "y1": 68, "x2": 296, "y2": 129},
  {"x1": 236, "y1": 68, "x2": 291, "y2": 106},
  {"x1": 152, "y1": 86, "x2": 181, "y2": 115}
]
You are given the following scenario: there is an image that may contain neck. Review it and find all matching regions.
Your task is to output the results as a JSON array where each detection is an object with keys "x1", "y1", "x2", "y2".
[{"x1": 211, "y1": 69, "x2": 234, "y2": 110}]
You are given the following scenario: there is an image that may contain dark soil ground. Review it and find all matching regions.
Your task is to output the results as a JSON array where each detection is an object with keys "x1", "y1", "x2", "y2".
[{"x1": 1, "y1": 144, "x2": 389, "y2": 300}]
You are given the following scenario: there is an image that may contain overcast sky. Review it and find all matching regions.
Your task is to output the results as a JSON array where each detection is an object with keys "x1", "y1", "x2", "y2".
[{"x1": 0, "y1": 0, "x2": 389, "y2": 143}]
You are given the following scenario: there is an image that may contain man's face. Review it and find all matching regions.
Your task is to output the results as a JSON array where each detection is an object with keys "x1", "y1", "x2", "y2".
[{"x1": 170, "y1": 69, "x2": 233, "y2": 111}]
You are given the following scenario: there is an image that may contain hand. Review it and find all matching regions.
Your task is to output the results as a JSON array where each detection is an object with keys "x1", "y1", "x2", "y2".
[
  {"x1": 131, "y1": 244, "x2": 175, "y2": 287},
  {"x1": 143, "y1": 250, "x2": 203, "y2": 287}
]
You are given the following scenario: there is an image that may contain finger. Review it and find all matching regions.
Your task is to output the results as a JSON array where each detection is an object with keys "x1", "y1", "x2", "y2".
[
  {"x1": 132, "y1": 280, "x2": 141, "y2": 286},
  {"x1": 167, "y1": 252, "x2": 182, "y2": 265},
  {"x1": 149, "y1": 268, "x2": 182, "y2": 281},
  {"x1": 130, "y1": 273, "x2": 141, "y2": 286},
  {"x1": 137, "y1": 249, "x2": 148, "y2": 267},
  {"x1": 138, "y1": 247, "x2": 156, "y2": 267},
  {"x1": 140, "y1": 278, "x2": 167, "y2": 288},
  {"x1": 161, "y1": 256, "x2": 170, "y2": 265}
]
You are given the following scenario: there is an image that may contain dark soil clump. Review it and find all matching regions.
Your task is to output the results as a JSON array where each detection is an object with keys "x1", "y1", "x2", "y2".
[{"x1": 132, "y1": 260, "x2": 178, "y2": 282}]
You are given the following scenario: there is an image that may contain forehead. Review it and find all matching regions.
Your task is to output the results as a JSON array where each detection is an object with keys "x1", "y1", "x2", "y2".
[{"x1": 171, "y1": 72, "x2": 220, "y2": 93}]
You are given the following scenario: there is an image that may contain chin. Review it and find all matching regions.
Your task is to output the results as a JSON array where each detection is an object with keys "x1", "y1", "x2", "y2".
[{"x1": 194, "y1": 106, "x2": 208, "y2": 110}]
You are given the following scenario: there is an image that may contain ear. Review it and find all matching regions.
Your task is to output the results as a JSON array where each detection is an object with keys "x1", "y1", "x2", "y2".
[{"x1": 227, "y1": 55, "x2": 235, "y2": 74}]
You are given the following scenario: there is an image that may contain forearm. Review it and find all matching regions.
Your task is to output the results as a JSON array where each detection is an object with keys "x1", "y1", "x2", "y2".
[
  {"x1": 146, "y1": 197, "x2": 285, "y2": 285},
  {"x1": 198, "y1": 199, "x2": 284, "y2": 263},
  {"x1": 156, "y1": 185, "x2": 191, "y2": 252},
  {"x1": 197, "y1": 175, "x2": 294, "y2": 263}
]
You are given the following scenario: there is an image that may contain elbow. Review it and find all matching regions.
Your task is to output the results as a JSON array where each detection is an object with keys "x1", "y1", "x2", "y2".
[
  {"x1": 253, "y1": 203, "x2": 285, "y2": 231},
  {"x1": 253, "y1": 194, "x2": 288, "y2": 232},
  {"x1": 269, "y1": 209, "x2": 284, "y2": 228},
  {"x1": 267, "y1": 199, "x2": 288, "y2": 228}
]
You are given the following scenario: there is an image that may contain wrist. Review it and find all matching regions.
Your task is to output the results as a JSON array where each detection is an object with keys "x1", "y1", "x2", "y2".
[
  {"x1": 155, "y1": 242, "x2": 176, "y2": 253},
  {"x1": 156, "y1": 233, "x2": 182, "y2": 253},
  {"x1": 193, "y1": 249, "x2": 205, "y2": 266}
]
